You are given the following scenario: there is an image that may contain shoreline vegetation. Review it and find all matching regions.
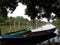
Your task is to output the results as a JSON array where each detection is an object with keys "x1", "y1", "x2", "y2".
[
  {"x1": 0, "y1": 17, "x2": 60, "y2": 35},
  {"x1": 0, "y1": 16, "x2": 47, "y2": 35},
  {"x1": 0, "y1": 20, "x2": 46, "y2": 35}
]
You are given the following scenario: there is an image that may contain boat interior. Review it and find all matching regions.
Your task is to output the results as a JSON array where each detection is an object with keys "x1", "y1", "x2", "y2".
[
  {"x1": 21, "y1": 31, "x2": 48, "y2": 38},
  {"x1": 21, "y1": 28, "x2": 56, "y2": 38}
]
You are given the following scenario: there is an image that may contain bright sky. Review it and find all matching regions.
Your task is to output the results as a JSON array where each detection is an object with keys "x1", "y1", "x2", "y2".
[{"x1": 8, "y1": 3, "x2": 31, "y2": 21}]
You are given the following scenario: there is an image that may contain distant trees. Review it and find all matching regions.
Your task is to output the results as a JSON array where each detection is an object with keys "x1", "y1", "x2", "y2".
[
  {"x1": 5, "y1": 16, "x2": 29, "y2": 26},
  {"x1": 15, "y1": 16, "x2": 29, "y2": 26}
]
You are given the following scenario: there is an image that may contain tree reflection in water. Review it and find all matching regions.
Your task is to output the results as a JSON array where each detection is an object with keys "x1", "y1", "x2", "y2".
[{"x1": 37, "y1": 36, "x2": 60, "y2": 45}]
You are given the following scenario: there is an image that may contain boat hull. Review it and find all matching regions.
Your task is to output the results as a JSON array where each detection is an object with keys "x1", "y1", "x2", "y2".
[
  {"x1": 1, "y1": 33, "x2": 56, "y2": 44},
  {"x1": 43, "y1": 28, "x2": 56, "y2": 33}
]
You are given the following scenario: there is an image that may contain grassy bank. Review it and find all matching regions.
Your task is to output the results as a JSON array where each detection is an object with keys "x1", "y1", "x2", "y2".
[
  {"x1": 0, "y1": 25, "x2": 30, "y2": 34},
  {"x1": 0, "y1": 21, "x2": 46, "y2": 35}
]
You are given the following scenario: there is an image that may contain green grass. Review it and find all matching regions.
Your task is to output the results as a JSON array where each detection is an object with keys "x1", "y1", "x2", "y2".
[
  {"x1": 0, "y1": 21, "x2": 46, "y2": 35},
  {"x1": 0, "y1": 25, "x2": 30, "y2": 35}
]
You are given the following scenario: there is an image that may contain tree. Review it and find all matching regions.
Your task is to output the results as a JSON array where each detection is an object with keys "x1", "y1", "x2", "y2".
[
  {"x1": 0, "y1": 0, "x2": 18, "y2": 19},
  {"x1": 0, "y1": 0, "x2": 60, "y2": 21},
  {"x1": 0, "y1": 7, "x2": 7, "y2": 20},
  {"x1": 0, "y1": 16, "x2": 5, "y2": 23},
  {"x1": 19, "y1": 0, "x2": 60, "y2": 20}
]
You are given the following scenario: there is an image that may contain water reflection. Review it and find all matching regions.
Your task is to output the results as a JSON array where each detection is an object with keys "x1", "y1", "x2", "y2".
[
  {"x1": 37, "y1": 37, "x2": 60, "y2": 45},
  {"x1": 37, "y1": 29, "x2": 60, "y2": 45}
]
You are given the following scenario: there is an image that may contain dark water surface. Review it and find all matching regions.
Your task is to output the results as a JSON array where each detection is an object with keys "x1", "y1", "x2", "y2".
[
  {"x1": 37, "y1": 32, "x2": 60, "y2": 45},
  {"x1": 37, "y1": 36, "x2": 60, "y2": 45}
]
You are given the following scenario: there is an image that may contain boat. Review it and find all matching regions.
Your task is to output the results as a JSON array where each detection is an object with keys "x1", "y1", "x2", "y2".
[
  {"x1": 0, "y1": 27, "x2": 56, "y2": 38},
  {"x1": 0, "y1": 26, "x2": 57, "y2": 44},
  {"x1": 1, "y1": 33, "x2": 56, "y2": 45},
  {"x1": 31, "y1": 24, "x2": 57, "y2": 32},
  {"x1": 0, "y1": 24, "x2": 57, "y2": 38}
]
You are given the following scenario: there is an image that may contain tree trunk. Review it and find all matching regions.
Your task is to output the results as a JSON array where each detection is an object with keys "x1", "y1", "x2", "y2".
[{"x1": 14, "y1": 20, "x2": 16, "y2": 31}]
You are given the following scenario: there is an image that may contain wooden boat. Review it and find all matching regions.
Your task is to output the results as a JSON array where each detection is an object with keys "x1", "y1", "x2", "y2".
[{"x1": 0, "y1": 28, "x2": 56, "y2": 38}]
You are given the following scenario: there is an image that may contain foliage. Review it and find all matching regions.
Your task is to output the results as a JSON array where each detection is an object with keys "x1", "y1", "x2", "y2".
[
  {"x1": 0, "y1": 16, "x2": 5, "y2": 23},
  {"x1": 0, "y1": 0, "x2": 18, "y2": 12},
  {"x1": 19, "y1": 0, "x2": 60, "y2": 19},
  {"x1": 0, "y1": 16, "x2": 30, "y2": 34},
  {"x1": 15, "y1": 16, "x2": 29, "y2": 25},
  {"x1": 52, "y1": 18, "x2": 60, "y2": 30},
  {"x1": 0, "y1": 7, "x2": 7, "y2": 21},
  {"x1": 0, "y1": 0, "x2": 18, "y2": 19},
  {"x1": 0, "y1": 0, "x2": 60, "y2": 21}
]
